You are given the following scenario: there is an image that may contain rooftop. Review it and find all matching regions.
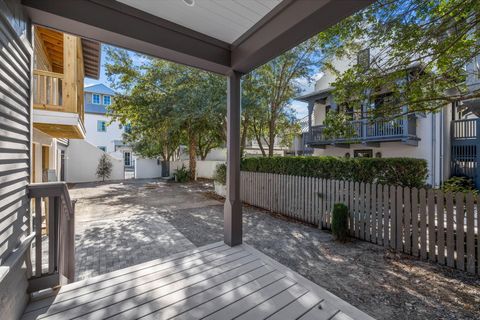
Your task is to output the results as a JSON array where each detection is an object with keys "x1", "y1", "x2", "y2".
[{"x1": 84, "y1": 83, "x2": 116, "y2": 96}]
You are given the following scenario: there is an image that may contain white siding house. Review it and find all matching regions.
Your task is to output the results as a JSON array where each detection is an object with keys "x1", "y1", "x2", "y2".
[
  {"x1": 83, "y1": 83, "x2": 134, "y2": 169},
  {"x1": 296, "y1": 53, "x2": 480, "y2": 188}
]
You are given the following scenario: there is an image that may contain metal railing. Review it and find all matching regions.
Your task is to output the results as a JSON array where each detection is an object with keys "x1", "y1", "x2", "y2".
[
  {"x1": 307, "y1": 117, "x2": 415, "y2": 145},
  {"x1": 451, "y1": 118, "x2": 480, "y2": 140},
  {"x1": 28, "y1": 182, "x2": 75, "y2": 292}
]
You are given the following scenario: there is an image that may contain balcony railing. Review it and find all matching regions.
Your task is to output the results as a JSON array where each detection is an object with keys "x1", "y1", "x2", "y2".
[
  {"x1": 33, "y1": 70, "x2": 63, "y2": 111},
  {"x1": 451, "y1": 118, "x2": 479, "y2": 140},
  {"x1": 450, "y1": 118, "x2": 480, "y2": 187},
  {"x1": 306, "y1": 116, "x2": 417, "y2": 145}
]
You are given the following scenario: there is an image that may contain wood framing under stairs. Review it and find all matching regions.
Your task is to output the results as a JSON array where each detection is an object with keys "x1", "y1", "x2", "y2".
[{"x1": 22, "y1": 242, "x2": 374, "y2": 320}]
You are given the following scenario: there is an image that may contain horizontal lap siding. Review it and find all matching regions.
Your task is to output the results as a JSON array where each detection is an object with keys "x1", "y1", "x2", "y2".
[{"x1": 0, "y1": 0, "x2": 32, "y2": 264}]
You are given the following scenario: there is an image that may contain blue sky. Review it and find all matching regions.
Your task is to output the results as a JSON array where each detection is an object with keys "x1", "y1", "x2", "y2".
[{"x1": 84, "y1": 45, "x2": 317, "y2": 119}]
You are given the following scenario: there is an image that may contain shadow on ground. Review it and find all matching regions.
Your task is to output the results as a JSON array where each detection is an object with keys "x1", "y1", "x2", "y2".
[
  {"x1": 70, "y1": 179, "x2": 479, "y2": 320},
  {"x1": 160, "y1": 201, "x2": 480, "y2": 320}
]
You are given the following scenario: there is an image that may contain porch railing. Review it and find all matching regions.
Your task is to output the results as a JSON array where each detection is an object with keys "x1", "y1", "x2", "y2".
[
  {"x1": 307, "y1": 116, "x2": 416, "y2": 145},
  {"x1": 28, "y1": 182, "x2": 75, "y2": 292},
  {"x1": 451, "y1": 118, "x2": 480, "y2": 140},
  {"x1": 33, "y1": 69, "x2": 63, "y2": 111},
  {"x1": 450, "y1": 118, "x2": 480, "y2": 188}
]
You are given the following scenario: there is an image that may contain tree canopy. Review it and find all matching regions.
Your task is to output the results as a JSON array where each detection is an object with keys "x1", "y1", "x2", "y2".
[
  {"x1": 241, "y1": 38, "x2": 320, "y2": 156},
  {"x1": 318, "y1": 0, "x2": 480, "y2": 122},
  {"x1": 104, "y1": 48, "x2": 226, "y2": 178}
]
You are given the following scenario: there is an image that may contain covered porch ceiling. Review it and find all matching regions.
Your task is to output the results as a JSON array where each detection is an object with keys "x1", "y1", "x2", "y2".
[
  {"x1": 35, "y1": 26, "x2": 101, "y2": 78},
  {"x1": 23, "y1": 0, "x2": 374, "y2": 75}
]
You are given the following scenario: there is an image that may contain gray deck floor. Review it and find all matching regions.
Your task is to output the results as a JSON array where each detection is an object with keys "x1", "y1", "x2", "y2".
[{"x1": 22, "y1": 242, "x2": 374, "y2": 320}]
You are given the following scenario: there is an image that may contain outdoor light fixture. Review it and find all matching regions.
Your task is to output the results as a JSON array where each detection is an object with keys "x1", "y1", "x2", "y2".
[{"x1": 182, "y1": 0, "x2": 195, "y2": 6}]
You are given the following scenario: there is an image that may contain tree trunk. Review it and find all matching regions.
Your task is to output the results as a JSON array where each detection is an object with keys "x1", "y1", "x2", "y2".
[
  {"x1": 268, "y1": 119, "x2": 275, "y2": 156},
  {"x1": 188, "y1": 133, "x2": 197, "y2": 180},
  {"x1": 240, "y1": 114, "x2": 250, "y2": 156},
  {"x1": 252, "y1": 121, "x2": 267, "y2": 156}
]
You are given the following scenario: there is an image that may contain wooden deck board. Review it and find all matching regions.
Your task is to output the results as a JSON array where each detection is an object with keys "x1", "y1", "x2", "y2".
[
  {"x1": 232, "y1": 283, "x2": 308, "y2": 320},
  {"x1": 31, "y1": 252, "x2": 254, "y2": 320},
  {"x1": 24, "y1": 245, "x2": 237, "y2": 314},
  {"x1": 23, "y1": 242, "x2": 374, "y2": 320}
]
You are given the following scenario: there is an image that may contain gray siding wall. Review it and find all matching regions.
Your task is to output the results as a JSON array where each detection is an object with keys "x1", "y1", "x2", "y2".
[{"x1": 0, "y1": 0, "x2": 32, "y2": 264}]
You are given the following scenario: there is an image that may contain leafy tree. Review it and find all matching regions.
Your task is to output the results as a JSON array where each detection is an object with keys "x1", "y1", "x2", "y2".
[
  {"x1": 241, "y1": 38, "x2": 319, "y2": 156},
  {"x1": 105, "y1": 50, "x2": 183, "y2": 162},
  {"x1": 96, "y1": 154, "x2": 112, "y2": 182},
  {"x1": 104, "y1": 47, "x2": 226, "y2": 178},
  {"x1": 170, "y1": 68, "x2": 226, "y2": 176},
  {"x1": 317, "y1": 0, "x2": 480, "y2": 125}
]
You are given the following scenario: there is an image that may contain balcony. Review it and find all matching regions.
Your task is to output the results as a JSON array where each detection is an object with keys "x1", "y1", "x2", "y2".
[
  {"x1": 32, "y1": 69, "x2": 85, "y2": 139},
  {"x1": 306, "y1": 116, "x2": 418, "y2": 147},
  {"x1": 450, "y1": 118, "x2": 480, "y2": 187}
]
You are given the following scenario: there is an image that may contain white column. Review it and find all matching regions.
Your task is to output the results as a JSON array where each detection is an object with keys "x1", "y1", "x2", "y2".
[{"x1": 224, "y1": 70, "x2": 242, "y2": 246}]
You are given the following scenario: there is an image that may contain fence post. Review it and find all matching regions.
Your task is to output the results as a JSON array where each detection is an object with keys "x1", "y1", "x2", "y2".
[
  {"x1": 455, "y1": 192, "x2": 465, "y2": 271},
  {"x1": 465, "y1": 192, "x2": 475, "y2": 273},
  {"x1": 427, "y1": 189, "x2": 436, "y2": 262},
  {"x1": 389, "y1": 185, "x2": 397, "y2": 249},
  {"x1": 396, "y1": 187, "x2": 403, "y2": 251}
]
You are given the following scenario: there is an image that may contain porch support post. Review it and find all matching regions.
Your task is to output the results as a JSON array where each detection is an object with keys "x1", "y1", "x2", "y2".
[{"x1": 224, "y1": 70, "x2": 243, "y2": 246}]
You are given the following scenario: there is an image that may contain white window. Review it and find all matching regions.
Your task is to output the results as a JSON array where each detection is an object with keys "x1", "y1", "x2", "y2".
[
  {"x1": 92, "y1": 94, "x2": 100, "y2": 104},
  {"x1": 97, "y1": 120, "x2": 107, "y2": 132},
  {"x1": 357, "y1": 48, "x2": 370, "y2": 70},
  {"x1": 103, "y1": 95, "x2": 111, "y2": 105},
  {"x1": 124, "y1": 152, "x2": 131, "y2": 166}
]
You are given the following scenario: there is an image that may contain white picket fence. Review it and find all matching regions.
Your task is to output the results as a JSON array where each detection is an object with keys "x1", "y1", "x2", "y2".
[{"x1": 240, "y1": 171, "x2": 480, "y2": 274}]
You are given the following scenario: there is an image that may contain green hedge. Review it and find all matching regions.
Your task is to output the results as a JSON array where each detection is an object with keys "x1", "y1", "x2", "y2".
[{"x1": 240, "y1": 156, "x2": 428, "y2": 188}]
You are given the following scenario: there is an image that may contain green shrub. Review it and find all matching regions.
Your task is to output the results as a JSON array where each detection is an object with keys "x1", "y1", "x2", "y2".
[
  {"x1": 442, "y1": 176, "x2": 478, "y2": 194},
  {"x1": 331, "y1": 203, "x2": 349, "y2": 241},
  {"x1": 174, "y1": 165, "x2": 190, "y2": 183},
  {"x1": 240, "y1": 156, "x2": 427, "y2": 188},
  {"x1": 213, "y1": 163, "x2": 227, "y2": 185},
  {"x1": 96, "y1": 154, "x2": 112, "y2": 182}
]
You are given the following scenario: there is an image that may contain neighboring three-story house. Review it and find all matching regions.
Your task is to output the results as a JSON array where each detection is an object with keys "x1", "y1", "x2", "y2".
[
  {"x1": 296, "y1": 51, "x2": 480, "y2": 188},
  {"x1": 83, "y1": 83, "x2": 134, "y2": 170},
  {"x1": 32, "y1": 26, "x2": 100, "y2": 182}
]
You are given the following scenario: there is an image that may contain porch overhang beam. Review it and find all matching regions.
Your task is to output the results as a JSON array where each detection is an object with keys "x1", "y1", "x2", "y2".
[
  {"x1": 22, "y1": 0, "x2": 232, "y2": 75},
  {"x1": 231, "y1": 0, "x2": 374, "y2": 74},
  {"x1": 23, "y1": 0, "x2": 374, "y2": 76}
]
